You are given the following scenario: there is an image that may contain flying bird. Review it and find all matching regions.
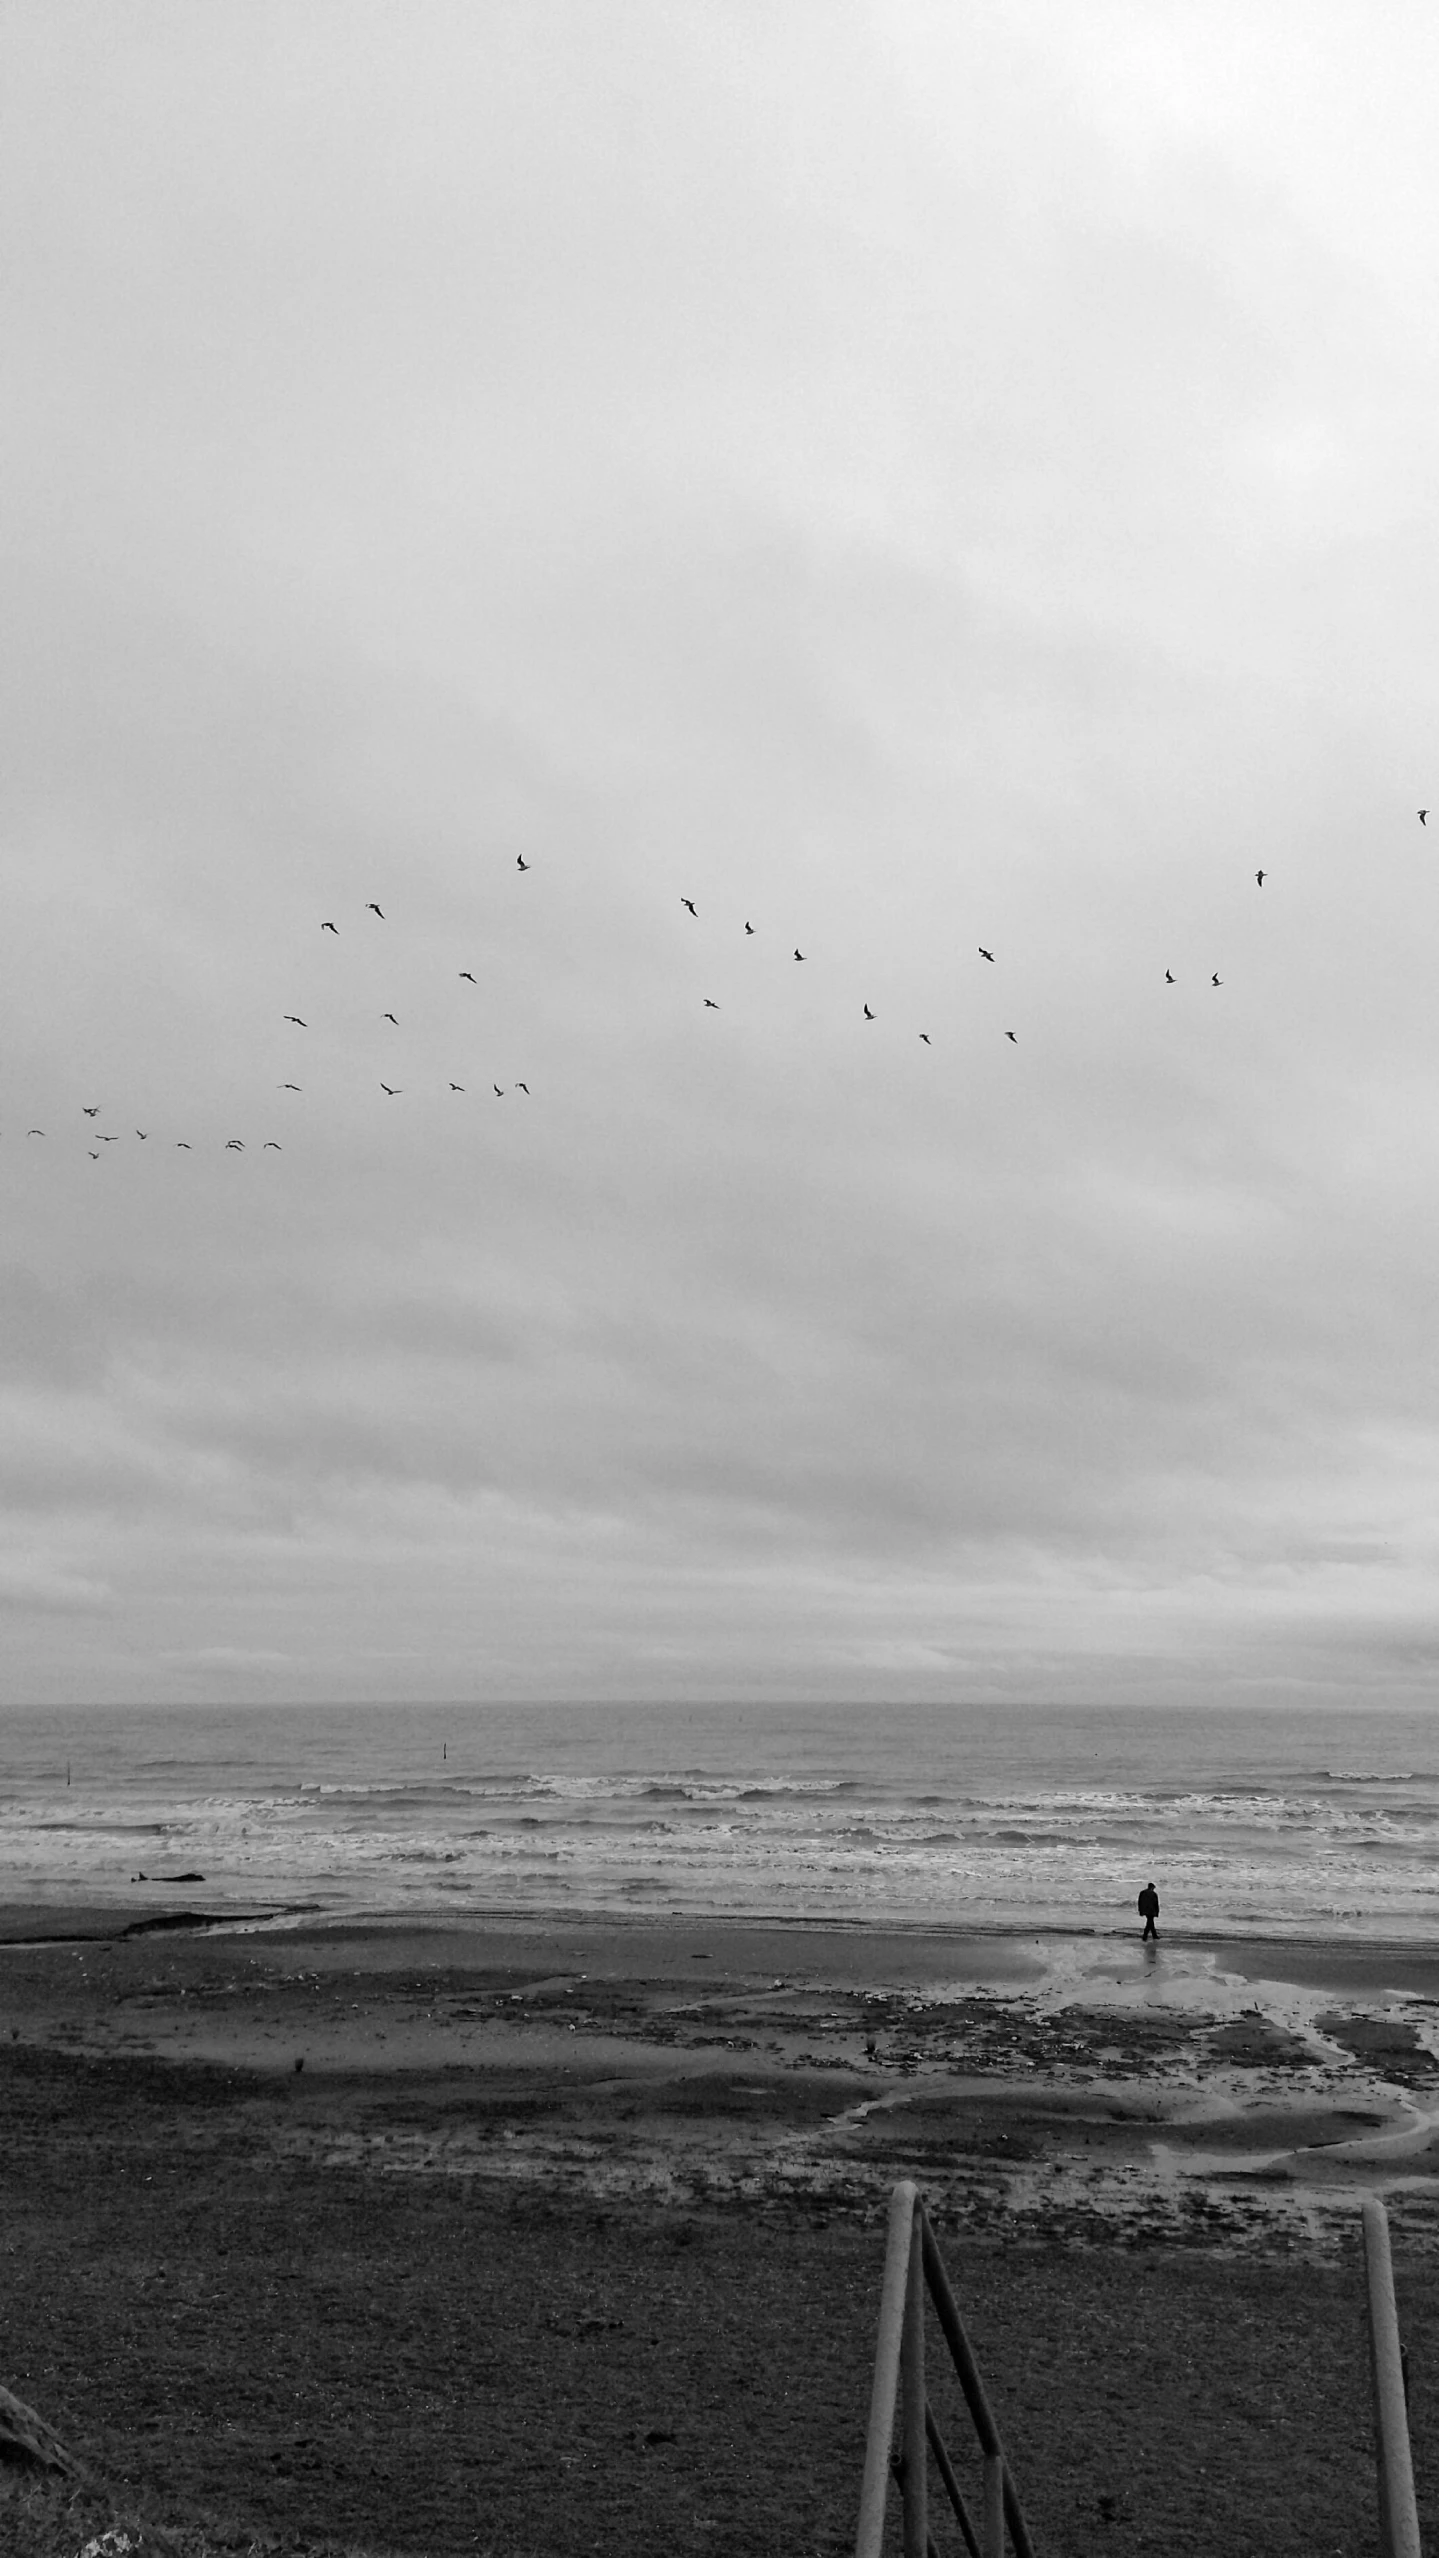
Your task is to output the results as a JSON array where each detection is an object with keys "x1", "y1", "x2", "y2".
[
  {"x1": 226, "y1": 1139, "x2": 244, "y2": 1150},
  {"x1": 516, "y1": 856, "x2": 530, "y2": 871},
  {"x1": 1004, "y1": 1030, "x2": 1017, "y2": 1043},
  {"x1": 98, "y1": 1133, "x2": 119, "y2": 1142},
  {"x1": 744, "y1": 921, "x2": 754, "y2": 935},
  {"x1": 681, "y1": 898, "x2": 697, "y2": 916},
  {"x1": 493, "y1": 1084, "x2": 505, "y2": 1096},
  {"x1": 279, "y1": 1083, "x2": 302, "y2": 1092},
  {"x1": 26, "y1": 1129, "x2": 43, "y2": 1137},
  {"x1": 176, "y1": 1142, "x2": 191, "y2": 1149},
  {"x1": 1421, "y1": 810, "x2": 1428, "y2": 825},
  {"x1": 367, "y1": 902, "x2": 384, "y2": 918},
  {"x1": 321, "y1": 920, "x2": 338, "y2": 933},
  {"x1": 515, "y1": 1082, "x2": 529, "y2": 1094},
  {"x1": 263, "y1": 1141, "x2": 281, "y2": 1149},
  {"x1": 82, "y1": 1107, "x2": 99, "y2": 1118},
  {"x1": 863, "y1": 1005, "x2": 874, "y2": 1021},
  {"x1": 1256, "y1": 869, "x2": 1266, "y2": 886},
  {"x1": 919, "y1": 1033, "x2": 931, "y2": 1045},
  {"x1": 135, "y1": 1131, "x2": 148, "y2": 1140},
  {"x1": 704, "y1": 998, "x2": 719, "y2": 1009},
  {"x1": 459, "y1": 971, "x2": 477, "y2": 984},
  {"x1": 382, "y1": 1012, "x2": 398, "y2": 1024},
  {"x1": 1212, "y1": 973, "x2": 1222, "y2": 987},
  {"x1": 1165, "y1": 969, "x2": 1175, "y2": 984},
  {"x1": 89, "y1": 1150, "x2": 100, "y2": 1160},
  {"x1": 283, "y1": 1015, "x2": 307, "y2": 1027},
  {"x1": 978, "y1": 948, "x2": 994, "y2": 963},
  {"x1": 793, "y1": 948, "x2": 806, "y2": 962},
  {"x1": 380, "y1": 1083, "x2": 400, "y2": 1095},
  {"x1": 450, "y1": 1082, "x2": 465, "y2": 1092}
]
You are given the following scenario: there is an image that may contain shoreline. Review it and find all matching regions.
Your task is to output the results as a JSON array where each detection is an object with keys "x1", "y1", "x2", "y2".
[
  {"x1": 3, "y1": 1890, "x2": 1438, "y2": 1976},
  {"x1": 2, "y1": 1899, "x2": 1437, "y2": 2261}
]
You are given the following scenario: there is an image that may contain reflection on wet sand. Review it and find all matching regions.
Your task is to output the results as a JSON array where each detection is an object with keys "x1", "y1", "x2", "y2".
[{"x1": 2, "y1": 1905, "x2": 1438, "y2": 2256}]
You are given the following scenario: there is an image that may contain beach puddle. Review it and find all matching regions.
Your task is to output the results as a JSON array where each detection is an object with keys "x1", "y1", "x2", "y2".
[{"x1": 6, "y1": 1914, "x2": 1439, "y2": 2257}]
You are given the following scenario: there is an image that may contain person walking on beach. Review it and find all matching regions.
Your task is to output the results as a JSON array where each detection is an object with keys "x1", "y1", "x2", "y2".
[{"x1": 1138, "y1": 1880, "x2": 1159, "y2": 1942}]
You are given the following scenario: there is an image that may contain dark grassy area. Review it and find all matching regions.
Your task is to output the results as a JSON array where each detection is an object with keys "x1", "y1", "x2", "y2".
[{"x1": 0, "y1": 2045, "x2": 1429, "y2": 2558}]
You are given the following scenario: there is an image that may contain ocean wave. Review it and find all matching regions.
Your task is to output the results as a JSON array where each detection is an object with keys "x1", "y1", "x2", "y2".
[
  {"x1": 1316, "y1": 1768, "x2": 1425, "y2": 1784},
  {"x1": 987, "y1": 1828, "x2": 1086, "y2": 1847}
]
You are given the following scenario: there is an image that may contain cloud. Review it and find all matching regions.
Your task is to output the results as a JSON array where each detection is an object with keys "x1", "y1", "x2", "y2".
[
  {"x1": 0, "y1": 1555, "x2": 112, "y2": 1614},
  {"x1": 4, "y1": 5, "x2": 1439, "y2": 1701}
]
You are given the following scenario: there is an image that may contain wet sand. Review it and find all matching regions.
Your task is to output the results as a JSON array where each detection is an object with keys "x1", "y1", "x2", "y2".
[
  {"x1": 4, "y1": 1902, "x2": 1439, "y2": 2253},
  {"x1": 4, "y1": 1901, "x2": 1439, "y2": 2555}
]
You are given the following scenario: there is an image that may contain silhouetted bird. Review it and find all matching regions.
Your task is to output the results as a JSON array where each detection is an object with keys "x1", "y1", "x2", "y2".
[
  {"x1": 322, "y1": 920, "x2": 338, "y2": 933},
  {"x1": 1421, "y1": 810, "x2": 1428, "y2": 825},
  {"x1": 459, "y1": 971, "x2": 477, "y2": 983},
  {"x1": 136, "y1": 1131, "x2": 148, "y2": 1140},
  {"x1": 1256, "y1": 869, "x2": 1265, "y2": 886},
  {"x1": 1212, "y1": 973, "x2": 1222, "y2": 986},
  {"x1": 98, "y1": 1133, "x2": 119, "y2": 1142},
  {"x1": 82, "y1": 1107, "x2": 99, "y2": 1118},
  {"x1": 794, "y1": 948, "x2": 806, "y2": 961},
  {"x1": 516, "y1": 856, "x2": 530, "y2": 871},
  {"x1": 89, "y1": 1150, "x2": 99, "y2": 1160},
  {"x1": 744, "y1": 922, "x2": 755, "y2": 934},
  {"x1": 26, "y1": 1129, "x2": 43, "y2": 1137},
  {"x1": 863, "y1": 1005, "x2": 874, "y2": 1020},
  {"x1": 515, "y1": 1082, "x2": 529, "y2": 1094},
  {"x1": 450, "y1": 1082, "x2": 465, "y2": 1092},
  {"x1": 226, "y1": 1139, "x2": 244, "y2": 1150},
  {"x1": 380, "y1": 1083, "x2": 400, "y2": 1096},
  {"x1": 382, "y1": 1012, "x2": 398, "y2": 1024},
  {"x1": 368, "y1": 902, "x2": 384, "y2": 917},
  {"x1": 1165, "y1": 970, "x2": 1175, "y2": 983},
  {"x1": 279, "y1": 1083, "x2": 301, "y2": 1092},
  {"x1": 919, "y1": 1033, "x2": 931, "y2": 1044},
  {"x1": 979, "y1": 948, "x2": 994, "y2": 962},
  {"x1": 283, "y1": 1015, "x2": 307, "y2": 1027},
  {"x1": 1004, "y1": 1031, "x2": 1017, "y2": 1043},
  {"x1": 176, "y1": 1142, "x2": 191, "y2": 1149},
  {"x1": 681, "y1": 898, "x2": 697, "y2": 916},
  {"x1": 264, "y1": 1141, "x2": 281, "y2": 1149},
  {"x1": 493, "y1": 1084, "x2": 504, "y2": 1096},
  {"x1": 704, "y1": 998, "x2": 719, "y2": 1009}
]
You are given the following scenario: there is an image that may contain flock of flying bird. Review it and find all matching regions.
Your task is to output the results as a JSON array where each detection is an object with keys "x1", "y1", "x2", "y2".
[
  {"x1": 11, "y1": 820, "x2": 1433, "y2": 1161},
  {"x1": 11, "y1": 874, "x2": 538, "y2": 1159},
  {"x1": 675, "y1": 863, "x2": 1282, "y2": 1038},
  {"x1": 278, "y1": 901, "x2": 532, "y2": 1104}
]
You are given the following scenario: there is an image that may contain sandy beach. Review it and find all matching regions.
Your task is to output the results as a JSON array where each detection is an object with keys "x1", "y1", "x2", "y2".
[{"x1": 3, "y1": 1901, "x2": 1437, "y2": 2554}]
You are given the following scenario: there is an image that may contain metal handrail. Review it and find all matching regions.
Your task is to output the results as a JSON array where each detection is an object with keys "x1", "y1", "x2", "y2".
[
  {"x1": 1363, "y1": 2198, "x2": 1421, "y2": 2558},
  {"x1": 855, "y1": 2181, "x2": 1038, "y2": 2558}
]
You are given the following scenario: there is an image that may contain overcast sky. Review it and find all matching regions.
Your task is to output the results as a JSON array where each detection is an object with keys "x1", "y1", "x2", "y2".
[{"x1": 5, "y1": 3, "x2": 1439, "y2": 1710}]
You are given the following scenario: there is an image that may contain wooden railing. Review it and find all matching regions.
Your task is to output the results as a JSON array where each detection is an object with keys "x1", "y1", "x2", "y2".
[
  {"x1": 1364, "y1": 2198, "x2": 1422, "y2": 2558},
  {"x1": 860, "y1": 2181, "x2": 1422, "y2": 2558},
  {"x1": 855, "y1": 2181, "x2": 1038, "y2": 2558}
]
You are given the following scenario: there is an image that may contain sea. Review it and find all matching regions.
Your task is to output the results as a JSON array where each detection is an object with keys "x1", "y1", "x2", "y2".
[{"x1": 2, "y1": 1700, "x2": 1437, "y2": 1943}]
